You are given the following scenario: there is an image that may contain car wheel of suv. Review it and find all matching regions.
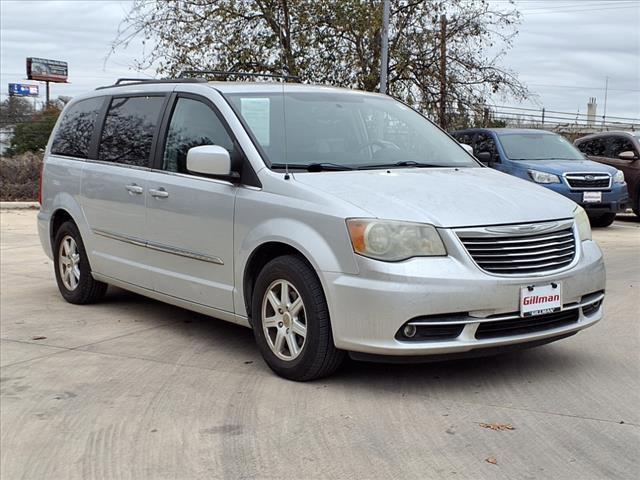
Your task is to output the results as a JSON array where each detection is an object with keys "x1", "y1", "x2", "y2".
[
  {"x1": 251, "y1": 255, "x2": 344, "y2": 381},
  {"x1": 588, "y1": 212, "x2": 616, "y2": 228},
  {"x1": 53, "y1": 221, "x2": 108, "y2": 304},
  {"x1": 634, "y1": 196, "x2": 640, "y2": 218}
]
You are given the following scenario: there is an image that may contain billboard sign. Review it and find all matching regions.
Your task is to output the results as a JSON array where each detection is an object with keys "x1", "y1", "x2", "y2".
[
  {"x1": 8, "y1": 83, "x2": 40, "y2": 97},
  {"x1": 26, "y1": 57, "x2": 68, "y2": 82}
]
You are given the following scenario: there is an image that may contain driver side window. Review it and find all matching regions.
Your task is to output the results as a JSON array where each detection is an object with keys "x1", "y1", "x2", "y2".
[{"x1": 163, "y1": 97, "x2": 235, "y2": 174}]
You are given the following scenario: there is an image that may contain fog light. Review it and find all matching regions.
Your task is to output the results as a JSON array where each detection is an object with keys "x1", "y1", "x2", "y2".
[{"x1": 403, "y1": 324, "x2": 417, "y2": 338}]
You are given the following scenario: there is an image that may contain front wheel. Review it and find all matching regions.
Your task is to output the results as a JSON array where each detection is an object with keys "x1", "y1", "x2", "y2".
[
  {"x1": 588, "y1": 212, "x2": 616, "y2": 228},
  {"x1": 251, "y1": 255, "x2": 344, "y2": 381}
]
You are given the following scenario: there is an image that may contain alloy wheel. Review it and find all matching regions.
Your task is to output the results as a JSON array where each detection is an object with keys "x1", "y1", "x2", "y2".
[
  {"x1": 58, "y1": 235, "x2": 80, "y2": 291},
  {"x1": 261, "y1": 279, "x2": 307, "y2": 361}
]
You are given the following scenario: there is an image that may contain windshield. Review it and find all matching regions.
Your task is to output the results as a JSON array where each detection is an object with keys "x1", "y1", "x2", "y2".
[
  {"x1": 498, "y1": 133, "x2": 584, "y2": 161},
  {"x1": 224, "y1": 90, "x2": 478, "y2": 170}
]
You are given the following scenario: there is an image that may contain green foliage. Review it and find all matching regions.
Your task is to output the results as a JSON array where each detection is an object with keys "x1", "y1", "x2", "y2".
[
  {"x1": 6, "y1": 107, "x2": 60, "y2": 156},
  {"x1": 0, "y1": 97, "x2": 34, "y2": 126}
]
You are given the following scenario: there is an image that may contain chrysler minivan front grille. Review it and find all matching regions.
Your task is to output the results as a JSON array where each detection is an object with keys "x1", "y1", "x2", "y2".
[
  {"x1": 456, "y1": 223, "x2": 576, "y2": 275},
  {"x1": 565, "y1": 173, "x2": 611, "y2": 190}
]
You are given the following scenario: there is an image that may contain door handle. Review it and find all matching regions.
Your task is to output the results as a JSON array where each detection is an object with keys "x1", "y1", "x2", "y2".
[
  {"x1": 149, "y1": 187, "x2": 169, "y2": 198},
  {"x1": 125, "y1": 184, "x2": 144, "y2": 195}
]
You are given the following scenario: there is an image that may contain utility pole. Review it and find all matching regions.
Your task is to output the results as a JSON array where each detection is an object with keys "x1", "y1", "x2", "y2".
[
  {"x1": 379, "y1": 0, "x2": 390, "y2": 94},
  {"x1": 602, "y1": 76, "x2": 609, "y2": 128},
  {"x1": 438, "y1": 14, "x2": 447, "y2": 129}
]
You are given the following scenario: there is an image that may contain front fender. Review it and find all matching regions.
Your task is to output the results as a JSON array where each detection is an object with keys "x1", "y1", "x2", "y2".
[{"x1": 233, "y1": 196, "x2": 360, "y2": 317}]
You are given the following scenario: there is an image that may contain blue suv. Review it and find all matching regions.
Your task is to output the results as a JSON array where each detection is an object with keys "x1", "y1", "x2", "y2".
[{"x1": 451, "y1": 128, "x2": 629, "y2": 227}]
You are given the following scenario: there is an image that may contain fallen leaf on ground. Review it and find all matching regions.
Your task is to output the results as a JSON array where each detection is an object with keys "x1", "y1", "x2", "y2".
[
  {"x1": 31, "y1": 336, "x2": 47, "y2": 340},
  {"x1": 479, "y1": 422, "x2": 515, "y2": 431},
  {"x1": 485, "y1": 457, "x2": 498, "y2": 465}
]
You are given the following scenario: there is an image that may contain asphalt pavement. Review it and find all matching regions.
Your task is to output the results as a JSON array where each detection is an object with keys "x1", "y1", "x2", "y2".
[{"x1": 1, "y1": 209, "x2": 639, "y2": 480}]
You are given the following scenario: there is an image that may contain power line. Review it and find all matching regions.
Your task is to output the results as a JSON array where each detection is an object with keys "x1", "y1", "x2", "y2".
[{"x1": 523, "y1": 5, "x2": 639, "y2": 15}]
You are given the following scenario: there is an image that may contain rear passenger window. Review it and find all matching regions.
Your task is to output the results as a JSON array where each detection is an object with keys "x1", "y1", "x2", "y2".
[
  {"x1": 577, "y1": 138, "x2": 606, "y2": 156},
  {"x1": 98, "y1": 96, "x2": 165, "y2": 167},
  {"x1": 51, "y1": 97, "x2": 103, "y2": 158},
  {"x1": 163, "y1": 97, "x2": 236, "y2": 173}
]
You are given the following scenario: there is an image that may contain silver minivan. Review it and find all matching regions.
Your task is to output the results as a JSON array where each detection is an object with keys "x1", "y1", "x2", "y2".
[{"x1": 38, "y1": 77, "x2": 605, "y2": 380}]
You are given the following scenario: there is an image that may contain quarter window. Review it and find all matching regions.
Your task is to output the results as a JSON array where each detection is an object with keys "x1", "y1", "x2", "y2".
[
  {"x1": 163, "y1": 97, "x2": 235, "y2": 173},
  {"x1": 98, "y1": 96, "x2": 165, "y2": 167},
  {"x1": 51, "y1": 97, "x2": 104, "y2": 158},
  {"x1": 453, "y1": 131, "x2": 475, "y2": 146}
]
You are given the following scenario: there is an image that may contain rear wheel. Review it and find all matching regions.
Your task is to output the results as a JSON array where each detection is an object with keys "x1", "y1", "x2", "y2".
[
  {"x1": 588, "y1": 212, "x2": 616, "y2": 228},
  {"x1": 53, "y1": 221, "x2": 108, "y2": 304},
  {"x1": 251, "y1": 255, "x2": 344, "y2": 381},
  {"x1": 634, "y1": 195, "x2": 640, "y2": 218}
]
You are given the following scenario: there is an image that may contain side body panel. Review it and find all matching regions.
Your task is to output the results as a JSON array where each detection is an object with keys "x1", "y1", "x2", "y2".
[
  {"x1": 80, "y1": 161, "x2": 151, "y2": 288},
  {"x1": 144, "y1": 170, "x2": 237, "y2": 312}
]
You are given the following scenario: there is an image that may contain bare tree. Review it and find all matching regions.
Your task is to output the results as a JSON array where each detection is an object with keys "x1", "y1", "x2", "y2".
[{"x1": 113, "y1": 0, "x2": 528, "y2": 120}]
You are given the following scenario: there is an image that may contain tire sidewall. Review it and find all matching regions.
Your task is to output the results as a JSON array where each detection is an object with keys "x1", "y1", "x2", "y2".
[
  {"x1": 251, "y1": 257, "x2": 328, "y2": 379},
  {"x1": 53, "y1": 221, "x2": 94, "y2": 303}
]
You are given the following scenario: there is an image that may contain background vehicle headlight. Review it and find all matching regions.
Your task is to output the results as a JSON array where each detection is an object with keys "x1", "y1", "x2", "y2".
[
  {"x1": 346, "y1": 219, "x2": 446, "y2": 261},
  {"x1": 528, "y1": 169, "x2": 560, "y2": 184},
  {"x1": 573, "y1": 206, "x2": 592, "y2": 241},
  {"x1": 614, "y1": 170, "x2": 625, "y2": 183}
]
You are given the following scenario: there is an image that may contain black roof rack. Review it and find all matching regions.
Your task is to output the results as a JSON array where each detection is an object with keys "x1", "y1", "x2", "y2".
[
  {"x1": 178, "y1": 70, "x2": 300, "y2": 82},
  {"x1": 95, "y1": 77, "x2": 207, "y2": 90}
]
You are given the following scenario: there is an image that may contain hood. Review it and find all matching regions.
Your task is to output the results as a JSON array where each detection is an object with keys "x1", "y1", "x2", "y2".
[
  {"x1": 511, "y1": 158, "x2": 617, "y2": 175},
  {"x1": 292, "y1": 167, "x2": 578, "y2": 228}
]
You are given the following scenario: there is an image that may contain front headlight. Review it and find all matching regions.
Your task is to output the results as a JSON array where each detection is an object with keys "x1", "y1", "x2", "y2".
[
  {"x1": 614, "y1": 170, "x2": 625, "y2": 183},
  {"x1": 528, "y1": 169, "x2": 560, "y2": 184},
  {"x1": 573, "y1": 206, "x2": 592, "y2": 241},
  {"x1": 346, "y1": 219, "x2": 447, "y2": 261}
]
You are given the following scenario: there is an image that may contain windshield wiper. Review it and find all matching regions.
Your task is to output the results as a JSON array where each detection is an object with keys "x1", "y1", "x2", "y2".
[
  {"x1": 270, "y1": 162, "x2": 354, "y2": 171},
  {"x1": 357, "y1": 160, "x2": 442, "y2": 170}
]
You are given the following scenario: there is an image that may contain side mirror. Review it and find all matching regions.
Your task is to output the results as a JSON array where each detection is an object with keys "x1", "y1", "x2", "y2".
[
  {"x1": 461, "y1": 144, "x2": 474, "y2": 155},
  {"x1": 476, "y1": 151, "x2": 492, "y2": 164},
  {"x1": 186, "y1": 145, "x2": 232, "y2": 177},
  {"x1": 618, "y1": 150, "x2": 638, "y2": 161}
]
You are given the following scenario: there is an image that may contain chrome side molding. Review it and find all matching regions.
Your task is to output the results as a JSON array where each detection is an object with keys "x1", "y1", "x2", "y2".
[{"x1": 93, "y1": 228, "x2": 224, "y2": 265}]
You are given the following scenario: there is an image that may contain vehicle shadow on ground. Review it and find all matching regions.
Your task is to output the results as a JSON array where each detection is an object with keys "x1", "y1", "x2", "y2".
[
  {"x1": 99, "y1": 287, "x2": 589, "y2": 387},
  {"x1": 615, "y1": 213, "x2": 639, "y2": 224}
]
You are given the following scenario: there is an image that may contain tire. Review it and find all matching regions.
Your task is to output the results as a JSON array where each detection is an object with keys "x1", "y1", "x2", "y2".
[
  {"x1": 634, "y1": 196, "x2": 640, "y2": 218},
  {"x1": 251, "y1": 255, "x2": 345, "y2": 381},
  {"x1": 588, "y1": 212, "x2": 616, "y2": 228},
  {"x1": 53, "y1": 221, "x2": 108, "y2": 304}
]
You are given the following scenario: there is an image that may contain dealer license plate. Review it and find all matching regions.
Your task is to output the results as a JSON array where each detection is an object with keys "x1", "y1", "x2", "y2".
[
  {"x1": 520, "y1": 283, "x2": 562, "y2": 317},
  {"x1": 583, "y1": 191, "x2": 602, "y2": 203}
]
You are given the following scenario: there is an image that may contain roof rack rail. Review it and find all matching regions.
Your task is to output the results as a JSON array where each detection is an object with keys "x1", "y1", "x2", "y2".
[
  {"x1": 178, "y1": 70, "x2": 301, "y2": 82},
  {"x1": 95, "y1": 77, "x2": 207, "y2": 90}
]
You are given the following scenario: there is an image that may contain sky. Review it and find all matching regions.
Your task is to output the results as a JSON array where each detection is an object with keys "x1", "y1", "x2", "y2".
[{"x1": 1, "y1": 0, "x2": 639, "y2": 119}]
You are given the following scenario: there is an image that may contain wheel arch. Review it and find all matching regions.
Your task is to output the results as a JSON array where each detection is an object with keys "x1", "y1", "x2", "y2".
[
  {"x1": 50, "y1": 208, "x2": 76, "y2": 243},
  {"x1": 242, "y1": 241, "x2": 319, "y2": 321}
]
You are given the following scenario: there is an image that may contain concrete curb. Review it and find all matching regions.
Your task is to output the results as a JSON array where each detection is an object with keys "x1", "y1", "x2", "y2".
[{"x1": 0, "y1": 202, "x2": 40, "y2": 210}]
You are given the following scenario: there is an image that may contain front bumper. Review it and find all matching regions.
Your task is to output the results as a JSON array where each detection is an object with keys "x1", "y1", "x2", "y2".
[
  {"x1": 323, "y1": 232, "x2": 605, "y2": 356},
  {"x1": 545, "y1": 183, "x2": 629, "y2": 213}
]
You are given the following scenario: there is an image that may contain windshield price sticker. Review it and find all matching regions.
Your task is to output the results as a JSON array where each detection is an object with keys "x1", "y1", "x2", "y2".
[
  {"x1": 240, "y1": 97, "x2": 270, "y2": 146},
  {"x1": 583, "y1": 191, "x2": 602, "y2": 203},
  {"x1": 520, "y1": 283, "x2": 562, "y2": 317}
]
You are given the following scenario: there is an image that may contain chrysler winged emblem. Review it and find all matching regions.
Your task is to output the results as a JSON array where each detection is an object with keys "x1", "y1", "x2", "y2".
[{"x1": 486, "y1": 222, "x2": 558, "y2": 234}]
